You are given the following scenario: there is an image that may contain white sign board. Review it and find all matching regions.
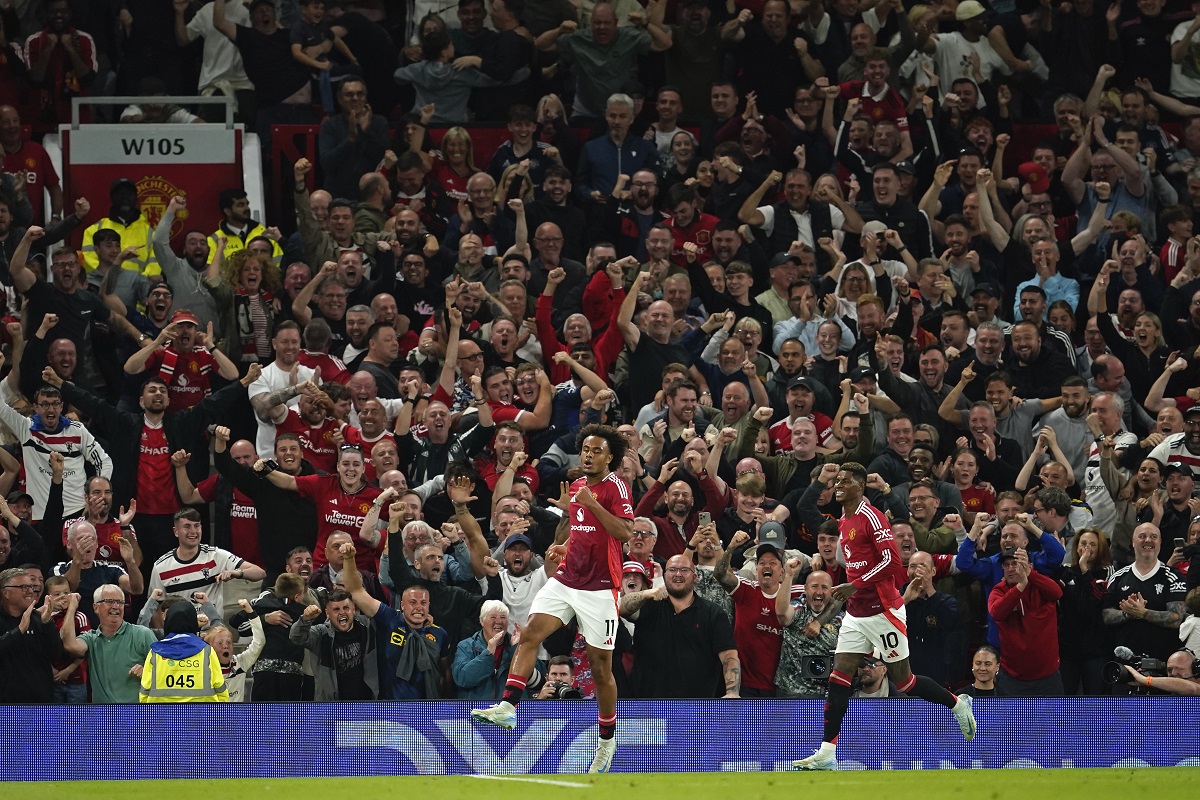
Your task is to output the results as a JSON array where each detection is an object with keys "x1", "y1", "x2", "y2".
[{"x1": 65, "y1": 124, "x2": 238, "y2": 165}]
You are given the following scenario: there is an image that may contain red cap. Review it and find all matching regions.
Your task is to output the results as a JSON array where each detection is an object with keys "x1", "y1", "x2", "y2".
[
  {"x1": 170, "y1": 310, "x2": 199, "y2": 325},
  {"x1": 1017, "y1": 162, "x2": 1050, "y2": 194}
]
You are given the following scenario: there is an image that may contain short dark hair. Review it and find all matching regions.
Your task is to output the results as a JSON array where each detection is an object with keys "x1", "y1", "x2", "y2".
[
  {"x1": 174, "y1": 507, "x2": 201, "y2": 525},
  {"x1": 93, "y1": 228, "x2": 121, "y2": 246},
  {"x1": 508, "y1": 104, "x2": 535, "y2": 123},
  {"x1": 219, "y1": 187, "x2": 248, "y2": 213},
  {"x1": 664, "y1": 378, "x2": 699, "y2": 400},
  {"x1": 1036, "y1": 486, "x2": 1072, "y2": 517},
  {"x1": 944, "y1": 213, "x2": 971, "y2": 231},
  {"x1": 421, "y1": 29, "x2": 451, "y2": 61},
  {"x1": 839, "y1": 462, "x2": 868, "y2": 483},
  {"x1": 326, "y1": 589, "x2": 354, "y2": 606}
]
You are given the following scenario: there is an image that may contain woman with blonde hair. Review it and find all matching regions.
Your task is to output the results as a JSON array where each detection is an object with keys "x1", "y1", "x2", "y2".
[{"x1": 430, "y1": 126, "x2": 481, "y2": 201}]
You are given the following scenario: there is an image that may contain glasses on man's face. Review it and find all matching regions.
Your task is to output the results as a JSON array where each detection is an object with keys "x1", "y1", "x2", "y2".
[
  {"x1": 631, "y1": 181, "x2": 656, "y2": 189},
  {"x1": 2, "y1": 584, "x2": 38, "y2": 592},
  {"x1": 535, "y1": 236, "x2": 564, "y2": 243},
  {"x1": 36, "y1": 401, "x2": 63, "y2": 410},
  {"x1": 95, "y1": 598, "x2": 125, "y2": 606},
  {"x1": 631, "y1": 530, "x2": 657, "y2": 539},
  {"x1": 665, "y1": 567, "x2": 693, "y2": 575},
  {"x1": 458, "y1": 353, "x2": 484, "y2": 361}
]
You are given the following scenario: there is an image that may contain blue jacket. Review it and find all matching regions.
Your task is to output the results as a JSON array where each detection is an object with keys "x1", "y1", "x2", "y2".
[
  {"x1": 574, "y1": 134, "x2": 658, "y2": 203},
  {"x1": 451, "y1": 631, "x2": 515, "y2": 701},
  {"x1": 955, "y1": 531, "x2": 1066, "y2": 647}
]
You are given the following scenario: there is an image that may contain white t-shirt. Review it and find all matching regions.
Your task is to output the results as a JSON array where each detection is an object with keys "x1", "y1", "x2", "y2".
[
  {"x1": 186, "y1": 1, "x2": 251, "y2": 91},
  {"x1": 931, "y1": 32, "x2": 1009, "y2": 99},
  {"x1": 249, "y1": 361, "x2": 315, "y2": 458},
  {"x1": 755, "y1": 204, "x2": 847, "y2": 249},
  {"x1": 1171, "y1": 21, "x2": 1200, "y2": 99}
]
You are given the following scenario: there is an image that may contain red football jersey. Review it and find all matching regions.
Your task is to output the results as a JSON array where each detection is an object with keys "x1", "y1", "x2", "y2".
[
  {"x1": 276, "y1": 410, "x2": 340, "y2": 473},
  {"x1": 769, "y1": 412, "x2": 833, "y2": 455},
  {"x1": 554, "y1": 473, "x2": 633, "y2": 592},
  {"x1": 294, "y1": 474, "x2": 384, "y2": 572},
  {"x1": 839, "y1": 498, "x2": 905, "y2": 617},
  {"x1": 730, "y1": 578, "x2": 804, "y2": 691}
]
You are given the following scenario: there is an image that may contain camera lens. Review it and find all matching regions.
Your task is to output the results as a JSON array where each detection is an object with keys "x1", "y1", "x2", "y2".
[{"x1": 1101, "y1": 661, "x2": 1126, "y2": 685}]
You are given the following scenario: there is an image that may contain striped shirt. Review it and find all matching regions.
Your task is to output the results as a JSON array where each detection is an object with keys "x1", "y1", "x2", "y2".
[
  {"x1": 149, "y1": 545, "x2": 243, "y2": 611},
  {"x1": 1148, "y1": 433, "x2": 1200, "y2": 474},
  {"x1": 0, "y1": 401, "x2": 111, "y2": 518}
]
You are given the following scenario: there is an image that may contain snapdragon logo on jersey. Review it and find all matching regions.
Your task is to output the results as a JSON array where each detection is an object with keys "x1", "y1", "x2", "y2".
[{"x1": 3, "y1": 700, "x2": 1199, "y2": 781}]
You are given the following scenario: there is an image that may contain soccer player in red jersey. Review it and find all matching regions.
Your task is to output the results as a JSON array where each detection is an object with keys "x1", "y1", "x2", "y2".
[
  {"x1": 471, "y1": 423, "x2": 634, "y2": 774},
  {"x1": 792, "y1": 462, "x2": 976, "y2": 771}
]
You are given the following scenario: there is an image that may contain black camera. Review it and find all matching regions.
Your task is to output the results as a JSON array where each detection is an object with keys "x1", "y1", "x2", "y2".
[
  {"x1": 1102, "y1": 646, "x2": 1167, "y2": 685},
  {"x1": 800, "y1": 654, "x2": 833, "y2": 679},
  {"x1": 549, "y1": 681, "x2": 583, "y2": 699}
]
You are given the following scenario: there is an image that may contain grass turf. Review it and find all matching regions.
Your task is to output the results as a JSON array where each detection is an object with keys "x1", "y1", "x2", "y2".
[{"x1": 16, "y1": 768, "x2": 1193, "y2": 799}]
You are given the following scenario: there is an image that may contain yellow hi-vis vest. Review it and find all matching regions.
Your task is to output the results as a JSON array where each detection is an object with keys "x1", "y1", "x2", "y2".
[
  {"x1": 139, "y1": 645, "x2": 229, "y2": 703},
  {"x1": 81, "y1": 216, "x2": 160, "y2": 277}
]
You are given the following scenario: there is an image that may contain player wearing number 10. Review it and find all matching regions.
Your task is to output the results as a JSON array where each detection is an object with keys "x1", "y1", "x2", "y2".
[
  {"x1": 791, "y1": 462, "x2": 974, "y2": 771},
  {"x1": 472, "y1": 424, "x2": 634, "y2": 774}
]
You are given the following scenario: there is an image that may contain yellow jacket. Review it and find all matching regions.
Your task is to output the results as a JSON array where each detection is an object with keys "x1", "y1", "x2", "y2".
[
  {"x1": 82, "y1": 216, "x2": 160, "y2": 277},
  {"x1": 139, "y1": 639, "x2": 229, "y2": 703},
  {"x1": 207, "y1": 222, "x2": 283, "y2": 265}
]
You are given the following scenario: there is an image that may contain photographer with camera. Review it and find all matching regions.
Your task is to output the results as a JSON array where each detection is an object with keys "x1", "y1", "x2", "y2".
[
  {"x1": 774, "y1": 557, "x2": 842, "y2": 698},
  {"x1": 536, "y1": 656, "x2": 583, "y2": 700},
  {"x1": 1103, "y1": 523, "x2": 1188, "y2": 685},
  {"x1": 1121, "y1": 650, "x2": 1200, "y2": 696}
]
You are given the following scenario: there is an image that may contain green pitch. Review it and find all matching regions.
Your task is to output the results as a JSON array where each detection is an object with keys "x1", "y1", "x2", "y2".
[{"x1": 15, "y1": 768, "x2": 1194, "y2": 799}]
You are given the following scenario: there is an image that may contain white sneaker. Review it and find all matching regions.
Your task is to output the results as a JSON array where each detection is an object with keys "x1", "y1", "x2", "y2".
[
  {"x1": 953, "y1": 694, "x2": 976, "y2": 741},
  {"x1": 470, "y1": 702, "x2": 517, "y2": 730},
  {"x1": 792, "y1": 748, "x2": 838, "y2": 771},
  {"x1": 588, "y1": 737, "x2": 617, "y2": 773}
]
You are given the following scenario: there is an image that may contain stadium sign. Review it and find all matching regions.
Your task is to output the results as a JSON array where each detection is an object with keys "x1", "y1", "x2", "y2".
[{"x1": 2, "y1": 699, "x2": 1197, "y2": 781}]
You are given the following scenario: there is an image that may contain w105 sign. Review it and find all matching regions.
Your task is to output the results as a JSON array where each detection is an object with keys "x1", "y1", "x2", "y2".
[{"x1": 65, "y1": 124, "x2": 237, "y2": 164}]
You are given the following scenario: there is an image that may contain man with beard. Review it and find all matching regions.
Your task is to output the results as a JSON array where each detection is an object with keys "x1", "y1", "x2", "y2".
[
  {"x1": 249, "y1": 322, "x2": 316, "y2": 458},
  {"x1": 1033, "y1": 376, "x2": 1094, "y2": 482},
  {"x1": 620, "y1": 552, "x2": 740, "y2": 698},
  {"x1": 525, "y1": 166, "x2": 588, "y2": 262},
  {"x1": 397, "y1": 386, "x2": 495, "y2": 486},
  {"x1": 293, "y1": 159, "x2": 386, "y2": 268},
  {"x1": 82, "y1": 178, "x2": 157, "y2": 276},
  {"x1": 766, "y1": 339, "x2": 832, "y2": 418},
  {"x1": 262, "y1": 379, "x2": 341, "y2": 473},
  {"x1": 479, "y1": 424, "x2": 540, "y2": 494},
  {"x1": 741, "y1": 403, "x2": 875, "y2": 499},
  {"x1": 879, "y1": 342, "x2": 969, "y2": 452},
  {"x1": 634, "y1": 457, "x2": 725, "y2": 560},
  {"x1": 1149, "y1": 405, "x2": 1200, "y2": 475},
  {"x1": 124, "y1": 311, "x2": 240, "y2": 415},
  {"x1": 944, "y1": 320, "x2": 1003, "y2": 402},
  {"x1": 528, "y1": 222, "x2": 587, "y2": 330},
  {"x1": 713, "y1": 531, "x2": 801, "y2": 696},
  {"x1": 290, "y1": 588, "x2": 379, "y2": 700},
  {"x1": 776, "y1": 561, "x2": 843, "y2": 698},
  {"x1": 173, "y1": 428, "x2": 262, "y2": 566},
  {"x1": 51, "y1": 366, "x2": 262, "y2": 577},
  {"x1": 0, "y1": 192, "x2": 82, "y2": 300},
  {"x1": 12, "y1": 230, "x2": 147, "y2": 395},
  {"x1": 391, "y1": 249, "x2": 442, "y2": 352},
  {"x1": 599, "y1": 168, "x2": 670, "y2": 262},
  {"x1": 208, "y1": 187, "x2": 282, "y2": 264},
  {"x1": 496, "y1": 532, "x2": 554, "y2": 628}
]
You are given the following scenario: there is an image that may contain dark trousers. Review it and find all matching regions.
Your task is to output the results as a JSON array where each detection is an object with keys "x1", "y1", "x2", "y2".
[
  {"x1": 998, "y1": 668, "x2": 1064, "y2": 697},
  {"x1": 251, "y1": 671, "x2": 305, "y2": 702},
  {"x1": 1059, "y1": 655, "x2": 1109, "y2": 696}
]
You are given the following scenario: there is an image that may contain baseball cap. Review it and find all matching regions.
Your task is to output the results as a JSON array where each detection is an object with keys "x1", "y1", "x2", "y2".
[
  {"x1": 5, "y1": 490, "x2": 32, "y2": 506},
  {"x1": 1183, "y1": 405, "x2": 1200, "y2": 418},
  {"x1": 622, "y1": 561, "x2": 650, "y2": 578},
  {"x1": 893, "y1": 159, "x2": 917, "y2": 176},
  {"x1": 754, "y1": 542, "x2": 784, "y2": 563},
  {"x1": 998, "y1": 547, "x2": 1019, "y2": 563},
  {"x1": 971, "y1": 282, "x2": 1001, "y2": 299},
  {"x1": 758, "y1": 521, "x2": 787, "y2": 549},
  {"x1": 861, "y1": 220, "x2": 888, "y2": 236},
  {"x1": 502, "y1": 533, "x2": 534, "y2": 550},
  {"x1": 770, "y1": 252, "x2": 801, "y2": 267},
  {"x1": 849, "y1": 366, "x2": 875, "y2": 382},
  {"x1": 249, "y1": 0, "x2": 275, "y2": 10},
  {"x1": 956, "y1": 0, "x2": 986, "y2": 20},
  {"x1": 1017, "y1": 161, "x2": 1051, "y2": 194},
  {"x1": 170, "y1": 310, "x2": 199, "y2": 325},
  {"x1": 787, "y1": 376, "x2": 816, "y2": 392},
  {"x1": 147, "y1": 281, "x2": 173, "y2": 295},
  {"x1": 1164, "y1": 463, "x2": 1195, "y2": 480}
]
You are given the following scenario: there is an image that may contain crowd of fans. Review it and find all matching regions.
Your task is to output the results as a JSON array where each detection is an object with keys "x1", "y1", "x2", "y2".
[{"x1": 4, "y1": 0, "x2": 1200, "y2": 704}]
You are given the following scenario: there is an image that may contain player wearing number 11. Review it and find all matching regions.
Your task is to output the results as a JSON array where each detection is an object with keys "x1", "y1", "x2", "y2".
[
  {"x1": 791, "y1": 462, "x2": 975, "y2": 771},
  {"x1": 472, "y1": 424, "x2": 634, "y2": 774}
]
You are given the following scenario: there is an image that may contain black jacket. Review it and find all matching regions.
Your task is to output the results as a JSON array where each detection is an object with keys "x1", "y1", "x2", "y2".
[{"x1": 61, "y1": 379, "x2": 248, "y2": 507}]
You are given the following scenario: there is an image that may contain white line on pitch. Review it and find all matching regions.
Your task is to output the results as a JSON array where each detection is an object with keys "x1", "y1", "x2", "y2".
[{"x1": 468, "y1": 774, "x2": 593, "y2": 788}]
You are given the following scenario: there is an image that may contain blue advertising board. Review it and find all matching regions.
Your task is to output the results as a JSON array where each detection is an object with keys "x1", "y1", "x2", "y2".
[{"x1": 2, "y1": 698, "x2": 1197, "y2": 781}]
